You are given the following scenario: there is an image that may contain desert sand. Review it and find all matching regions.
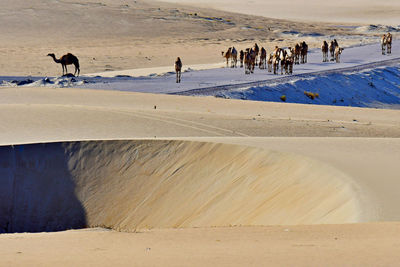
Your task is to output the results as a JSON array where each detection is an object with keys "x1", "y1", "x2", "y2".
[
  {"x1": 159, "y1": 0, "x2": 400, "y2": 25},
  {"x1": 0, "y1": 0, "x2": 396, "y2": 76},
  {"x1": 1, "y1": 88, "x2": 400, "y2": 265},
  {"x1": 1, "y1": 0, "x2": 400, "y2": 266}
]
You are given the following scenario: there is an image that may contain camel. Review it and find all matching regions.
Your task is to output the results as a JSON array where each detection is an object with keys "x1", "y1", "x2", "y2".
[
  {"x1": 386, "y1": 33, "x2": 392, "y2": 54},
  {"x1": 294, "y1": 43, "x2": 301, "y2": 65},
  {"x1": 300, "y1": 41, "x2": 308, "y2": 64},
  {"x1": 380, "y1": 34, "x2": 387, "y2": 55},
  {"x1": 175, "y1": 57, "x2": 182, "y2": 83},
  {"x1": 259, "y1": 47, "x2": 267, "y2": 69},
  {"x1": 244, "y1": 50, "x2": 251, "y2": 74},
  {"x1": 284, "y1": 54, "x2": 294, "y2": 75},
  {"x1": 334, "y1": 47, "x2": 344, "y2": 63},
  {"x1": 47, "y1": 53, "x2": 80, "y2": 76},
  {"x1": 279, "y1": 49, "x2": 287, "y2": 75},
  {"x1": 322, "y1": 41, "x2": 329, "y2": 62},
  {"x1": 239, "y1": 50, "x2": 244, "y2": 68},
  {"x1": 285, "y1": 48, "x2": 294, "y2": 75},
  {"x1": 272, "y1": 54, "x2": 279, "y2": 74},
  {"x1": 329, "y1": 40, "x2": 336, "y2": 61},
  {"x1": 253, "y1": 43, "x2": 260, "y2": 66},
  {"x1": 272, "y1": 46, "x2": 281, "y2": 70},
  {"x1": 267, "y1": 53, "x2": 273, "y2": 72},
  {"x1": 243, "y1": 48, "x2": 256, "y2": 74},
  {"x1": 231, "y1": 47, "x2": 238, "y2": 68},
  {"x1": 250, "y1": 48, "x2": 256, "y2": 73},
  {"x1": 222, "y1": 47, "x2": 232, "y2": 67}
]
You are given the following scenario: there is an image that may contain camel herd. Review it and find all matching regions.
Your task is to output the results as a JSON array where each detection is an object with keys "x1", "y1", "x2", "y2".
[
  {"x1": 222, "y1": 41, "x2": 309, "y2": 75},
  {"x1": 381, "y1": 33, "x2": 393, "y2": 55},
  {"x1": 47, "y1": 33, "x2": 393, "y2": 82},
  {"x1": 321, "y1": 39, "x2": 343, "y2": 63}
]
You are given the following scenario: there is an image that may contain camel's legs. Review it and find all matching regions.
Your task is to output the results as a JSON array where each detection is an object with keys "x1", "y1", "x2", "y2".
[{"x1": 176, "y1": 71, "x2": 181, "y2": 83}]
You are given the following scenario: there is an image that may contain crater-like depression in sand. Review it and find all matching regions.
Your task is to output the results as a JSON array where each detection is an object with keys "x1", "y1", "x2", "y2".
[{"x1": 0, "y1": 140, "x2": 361, "y2": 233}]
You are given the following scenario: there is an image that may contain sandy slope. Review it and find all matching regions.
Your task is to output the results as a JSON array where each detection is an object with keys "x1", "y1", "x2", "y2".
[
  {"x1": 1, "y1": 87, "x2": 400, "y2": 264},
  {"x1": 159, "y1": 0, "x2": 400, "y2": 25},
  {"x1": 0, "y1": 140, "x2": 361, "y2": 233}
]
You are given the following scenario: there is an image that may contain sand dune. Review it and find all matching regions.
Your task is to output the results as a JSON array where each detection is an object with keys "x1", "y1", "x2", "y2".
[
  {"x1": 0, "y1": 140, "x2": 360, "y2": 233},
  {"x1": 1, "y1": 0, "x2": 400, "y2": 264}
]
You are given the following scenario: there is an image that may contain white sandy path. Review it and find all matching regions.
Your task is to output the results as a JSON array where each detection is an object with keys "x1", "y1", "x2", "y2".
[{"x1": 158, "y1": 0, "x2": 400, "y2": 25}]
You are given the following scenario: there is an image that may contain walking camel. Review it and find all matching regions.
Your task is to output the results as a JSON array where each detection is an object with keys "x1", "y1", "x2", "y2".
[
  {"x1": 175, "y1": 57, "x2": 182, "y2": 83},
  {"x1": 47, "y1": 53, "x2": 80, "y2": 76}
]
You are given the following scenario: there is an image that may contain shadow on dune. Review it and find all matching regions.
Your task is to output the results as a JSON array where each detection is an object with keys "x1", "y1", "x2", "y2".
[
  {"x1": 0, "y1": 140, "x2": 360, "y2": 233},
  {"x1": 0, "y1": 143, "x2": 86, "y2": 233}
]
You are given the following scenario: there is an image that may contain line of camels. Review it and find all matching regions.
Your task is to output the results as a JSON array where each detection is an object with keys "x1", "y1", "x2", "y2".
[
  {"x1": 222, "y1": 40, "x2": 339, "y2": 76},
  {"x1": 219, "y1": 33, "x2": 393, "y2": 76},
  {"x1": 47, "y1": 33, "x2": 393, "y2": 83}
]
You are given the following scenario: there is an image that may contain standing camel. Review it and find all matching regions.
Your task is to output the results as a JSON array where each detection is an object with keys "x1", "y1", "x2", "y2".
[
  {"x1": 335, "y1": 47, "x2": 344, "y2": 63},
  {"x1": 381, "y1": 34, "x2": 387, "y2": 55},
  {"x1": 222, "y1": 47, "x2": 232, "y2": 67},
  {"x1": 386, "y1": 33, "x2": 392, "y2": 54},
  {"x1": 231, "y1": 47, "x2": 238, "y2": 68},
  {"x1": 329, "y1": 41, "x2": 336, "y2": 61},
  {"x1": 239, "y1": 50, "x2": 244, "y2": 68},
  {"x1": 175, "y1": 57, "x2": 182, "y2": 83},
  {"x1": 322, "y1": 41, "x2": 329, "y2": 62},
  {"x1": 294, "y1": 43, "x2": 301, "y2": 65},
  {"x1": 47, "y1": 53, "x2": 80, "y2": 76},
  {"x1": 253, "y1": 43, "x2": 260, "y2": 66},
  {"x1": 259, "y1": 47, "x2": 267, "y2": 69},
  {"x1": 300, "y1": 41, "x2": 308, "y2": 64}
]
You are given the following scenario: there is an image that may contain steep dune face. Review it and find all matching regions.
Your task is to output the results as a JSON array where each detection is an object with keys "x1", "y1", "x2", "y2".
[{"x1": 0, "y1": 140, "x2": 360, "y2": 233}]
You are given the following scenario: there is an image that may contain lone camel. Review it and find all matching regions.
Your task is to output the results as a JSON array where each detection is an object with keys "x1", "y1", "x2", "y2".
[
  {"x1": 47, "y1": 53, "x2": 80, "y2": 77},
  {"x1": 175, "y1": 57, "x2": 182, "y2": 83}
]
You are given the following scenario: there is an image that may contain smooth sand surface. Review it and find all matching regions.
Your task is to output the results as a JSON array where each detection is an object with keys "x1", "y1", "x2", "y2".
[
  {"x1": 2, "y1": 223, "x2": 400, "y2": 267},
  {"x1": 159, "y1": 0, "x2": 400, "y2": 25},
  {"x1": 1, "y1": 87, "x2": 400, "y2": 264}
]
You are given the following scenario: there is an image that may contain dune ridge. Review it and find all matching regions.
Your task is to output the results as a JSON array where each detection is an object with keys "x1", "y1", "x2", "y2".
[{"x1": 0, "y1": 139, "x2": 361, "y2": 233}]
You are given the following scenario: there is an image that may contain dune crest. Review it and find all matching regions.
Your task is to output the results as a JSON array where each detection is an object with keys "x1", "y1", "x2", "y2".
[{"x1": 0, "y1": 140, "x2": 361, "y2": 233}]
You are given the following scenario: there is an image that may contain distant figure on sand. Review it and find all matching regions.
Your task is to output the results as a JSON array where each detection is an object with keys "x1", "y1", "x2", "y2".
[
  {"x1": 386, "y1": 33, "x2": 392, "y2": 54},
  {"x1": 322, "y1": 41, "x2": 329, "y2": 62},
  {"x1": 381, "y1": 34, "x2": 387, "y2": 55},
  {"x1": 47, "y1": 53, "x2": 80, "y2": 77},
  {"x1": 175, "y1": 57, "x2": 182, "y2": 83}
]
